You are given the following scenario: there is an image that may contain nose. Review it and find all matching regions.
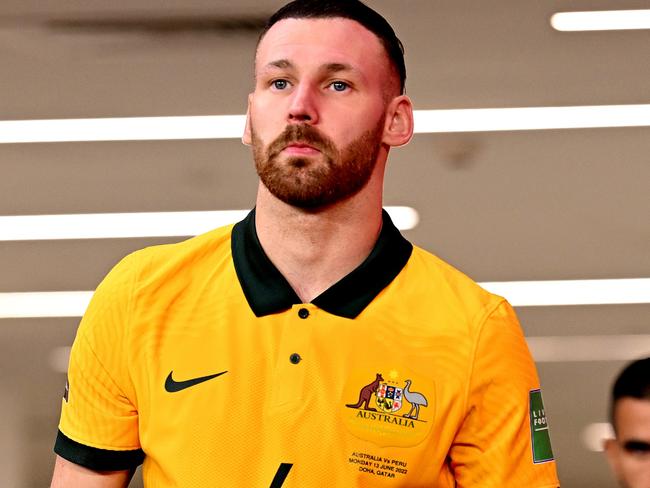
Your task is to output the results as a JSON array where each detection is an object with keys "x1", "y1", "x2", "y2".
[{"x1": 287, "y1": 83, "x2": 318, "y2": 124}]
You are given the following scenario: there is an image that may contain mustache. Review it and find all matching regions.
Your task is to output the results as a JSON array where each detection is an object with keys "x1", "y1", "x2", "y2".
[{"x1": 267, "y1": 124, "x2": 336, "y2": 158}]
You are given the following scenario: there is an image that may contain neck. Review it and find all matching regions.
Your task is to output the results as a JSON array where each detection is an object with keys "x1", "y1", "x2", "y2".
[{"x1": 254, "y1": 165, "x2": 385, "y2": 303}]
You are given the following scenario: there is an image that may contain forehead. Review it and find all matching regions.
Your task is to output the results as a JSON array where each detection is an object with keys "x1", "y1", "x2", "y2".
[
  {"x1": 615, "y1": 398, "x2": 650, "y2": 438},
  {"x1": 255, "y1": 17, "x2": 388, "y2": 75}
]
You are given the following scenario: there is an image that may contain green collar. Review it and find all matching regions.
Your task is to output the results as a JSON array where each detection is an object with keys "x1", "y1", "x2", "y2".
[{"x1": 231, "y1": 208, "x2": 412, "y2": 319}]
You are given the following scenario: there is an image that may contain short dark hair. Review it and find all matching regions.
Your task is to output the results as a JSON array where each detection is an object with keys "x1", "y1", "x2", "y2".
[
  {"x1": 259, "y1": 0, "x2": 406, "y2": 94},
  {"x1": 610, "y1": 357, "x2": 650, "y2": 429}
]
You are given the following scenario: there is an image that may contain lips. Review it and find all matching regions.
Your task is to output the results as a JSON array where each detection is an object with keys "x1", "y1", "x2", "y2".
[
  {"x1": 282, "y1": 142, "x2": 321, "y2": 155},
  {"x1": 265, "y1": 124, "x2": 334, "y2": 160}
]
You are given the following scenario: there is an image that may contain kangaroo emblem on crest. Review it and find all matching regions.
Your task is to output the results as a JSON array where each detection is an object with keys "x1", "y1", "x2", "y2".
[{"x1": 346, "y1": 373, "x2": 384, "y2": 411}]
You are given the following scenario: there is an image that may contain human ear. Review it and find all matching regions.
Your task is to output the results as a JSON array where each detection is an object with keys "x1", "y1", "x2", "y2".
[
  {"x1": 603, "y1": 438, "x2": 622, "y2": 478},
  {"x1": 242, "y1": 93, "x2": 253, "y2": 146},
  {"x1": 382, "y1": 95, "x2": 414, "y2": 147}
]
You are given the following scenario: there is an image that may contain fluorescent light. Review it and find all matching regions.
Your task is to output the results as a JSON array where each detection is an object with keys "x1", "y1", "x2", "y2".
[
  {"x1": 481, "y1": 278, "x2": 650, "y2": 306},
  {"x1": 2, "y1": 279, "x2": 649, "y2": 318},
  {"x1": 0, "y1": 206, "x2": 418, "y2": 241},
  {"x1": 527, "y1": 334, "x2": 650, "y2": 362},
  {"x1": 551, "y1": 10, "x2": 650, "y2": 31},
  {"x1": 0, "y1": 291, "x2": 93, "y2": 318},
  {"x1": 2, "y1": 104, "x2": 650, "y2": 144},
  {"x1": 386, "y1": 206, "x2": 419, "y2": 230},
  {"x1": 0, "y1": 115, "x2": 246, "y2": 143},
  {"x1": 0, "y1": 210, "x2": 250, "y2": 240},
  {"x1": 413, "y1": 105, "x2": 650, "y2": 132},
  {"x1": 582, "y1": 423, "x2": 614, "y2": 452}
]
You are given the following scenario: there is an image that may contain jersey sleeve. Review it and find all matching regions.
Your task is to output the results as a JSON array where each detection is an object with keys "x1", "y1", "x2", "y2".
[
  {"x1": 450, "y1": 300, "x2": 560, "y2": 487},
  {"x1": 54, "y1": 253, "x2": 144, "y2": 471}
]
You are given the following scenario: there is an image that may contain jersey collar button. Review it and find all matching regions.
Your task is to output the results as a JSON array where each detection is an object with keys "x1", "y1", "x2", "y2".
[
  {"x1": 298, "y1": 308, "x2": 310, "y2": 319},
  {"x1": 289, "y1": 353, "x2": 302, "y2": 364}
]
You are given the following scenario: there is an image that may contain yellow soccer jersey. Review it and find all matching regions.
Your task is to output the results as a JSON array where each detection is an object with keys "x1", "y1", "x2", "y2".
[{"x1": 55, "y1": 209, "x2": 560, "y2": 487}]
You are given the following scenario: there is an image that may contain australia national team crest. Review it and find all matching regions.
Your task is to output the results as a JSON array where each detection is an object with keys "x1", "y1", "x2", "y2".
[
  {"x1": 341, "y1": 368, "x2": 435, "y2": 448},
  {"x1": 376, "y1": 383, "x2": 403, "y2": 413}
]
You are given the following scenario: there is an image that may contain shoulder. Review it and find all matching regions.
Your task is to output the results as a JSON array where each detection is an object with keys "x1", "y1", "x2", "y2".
[
  {"x1": 77, "y1": 223, "x2": 236, "y2": 345},
  {"x1": 113, "y1": 223, "x2": 235, "y2": 284},
  {"x1": 133, "y1": 222, "x2": 234, "y2": 264},
  {"x1": 83, "y1": 223, "x2": 235, "y2": 324},
  {"x1": 395, "y1": 245, "x2": 510, "y2": 335},
  {"x1": 407, "y1": 245, "x2": 502, "y2": 308}
]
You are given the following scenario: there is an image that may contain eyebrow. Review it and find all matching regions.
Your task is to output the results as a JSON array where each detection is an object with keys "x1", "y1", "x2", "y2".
[
  {"x1": 265, "y1": 59, "x2": 293, "y2": 70},
  {"x1": 262, "y1": 60, "x2": 357, "y2": 75},
  {"x1": 322, "y1": 62, "x2": 355, "y2": 74}
]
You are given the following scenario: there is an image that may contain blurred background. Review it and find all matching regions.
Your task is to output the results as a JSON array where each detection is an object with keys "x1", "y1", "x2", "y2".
[{"x1": 1, "y1": 0, "x2": 649, "y2": 486}]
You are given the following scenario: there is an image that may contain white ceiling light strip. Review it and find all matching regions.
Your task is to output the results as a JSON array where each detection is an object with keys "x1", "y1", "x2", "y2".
[
  {"x1": 526, "y1": 334, "x2": 650, "y2": 362},
  {"x1": 582, "y1": 423, "x2": 614, "y2": 452},
  {"x1": 481, "y1": 278, "x2": 650, "y2": 306},
  {"x1": 2, "y1": 104, "x2": 650, "y2": 144},
  {"x1": 0, "y1": 115, "x2": 246, "y2": 143},
  {"x1": 0, "y1": 206, "x2": 418, "y2": 241},
  {"x1": 0, "y1": 210, "x2": 249, "y2": 241},
  {"x1": 1, "y1": 278, "x2": 649, "y2": 318},
  {"x1": 413, "y1": 105, "x2": 650, "y2": 133},
  {"x1": 0, "y1": 291, "x2": 93, "y2": 319},
  {"x1": 551, "y1": 10, "x2": 650, "y2": 32}
]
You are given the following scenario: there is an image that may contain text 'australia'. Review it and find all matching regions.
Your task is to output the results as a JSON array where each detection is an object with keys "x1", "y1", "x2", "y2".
[{"x1": 356, "y1": 410, "x2": 416, "y2": 428}]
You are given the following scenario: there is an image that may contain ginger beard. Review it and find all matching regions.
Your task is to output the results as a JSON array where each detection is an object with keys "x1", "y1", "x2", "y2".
[{"x1": 251, "y1": 118, "x2": 385, "y2": 209}]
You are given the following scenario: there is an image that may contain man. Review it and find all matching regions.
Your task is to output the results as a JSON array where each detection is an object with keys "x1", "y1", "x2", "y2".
[
  {"x1": 51, "y1": 1, "x2": 560, "y2": 486},
  {"x1": 605, "y1": 357, "x2": 650, "y2": 488}
]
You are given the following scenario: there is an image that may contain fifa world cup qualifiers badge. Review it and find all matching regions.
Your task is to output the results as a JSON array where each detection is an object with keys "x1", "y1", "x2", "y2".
[{"x1": 529, "y1": 389, "x2": 554, "y2": 463}]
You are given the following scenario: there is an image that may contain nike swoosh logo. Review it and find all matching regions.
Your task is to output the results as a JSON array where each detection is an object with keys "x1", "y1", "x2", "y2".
[{"x1": 164, "y1": 370, "x2": 227, "y2": 393}]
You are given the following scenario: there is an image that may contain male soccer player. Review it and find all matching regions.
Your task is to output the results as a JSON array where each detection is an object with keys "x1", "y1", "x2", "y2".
[
  {"x1": 605, "y1": 357, "x2": 650, "y2": 488},
  {"x1": 51, "y1": 1, "x2": 560, "y2": 486}
]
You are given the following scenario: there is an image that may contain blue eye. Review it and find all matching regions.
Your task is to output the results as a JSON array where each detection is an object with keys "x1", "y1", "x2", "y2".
[
  {"x1": 272, "y1": 79, "x2": 289, "y2": 90},
  {"x1": 330, "y1": 81, "x2": 348, "y2": 92}
]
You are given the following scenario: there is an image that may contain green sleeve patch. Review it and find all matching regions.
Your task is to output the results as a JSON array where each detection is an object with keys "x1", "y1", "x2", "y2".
[{"x1": 529, "y1": 389, "x2": 554, "y2": 463}]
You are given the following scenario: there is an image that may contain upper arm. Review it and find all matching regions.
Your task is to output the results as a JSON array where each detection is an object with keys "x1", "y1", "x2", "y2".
[
  {"x1": 51, "y1": 455, "x2": 134, "y2": 488},
  {"x1": 54, "y1": 254, "x2": 144, "y2": 473},
  {"x1": 450, "y1": 300, "x2": 560, "y2": 487}
]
